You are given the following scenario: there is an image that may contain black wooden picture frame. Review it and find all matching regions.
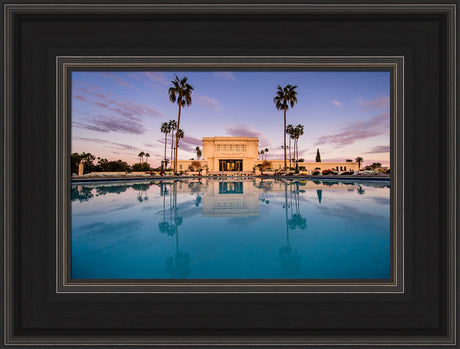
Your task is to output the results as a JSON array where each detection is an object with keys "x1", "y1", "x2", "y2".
[{"x1": 1, "y1": 1, "x2": 458, "y2": 347}]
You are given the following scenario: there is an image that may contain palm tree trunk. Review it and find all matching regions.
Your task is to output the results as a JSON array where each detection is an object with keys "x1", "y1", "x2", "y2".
[
  {"x1": 170, "y1": 132, "x2": 174, "y2": 170},
  {"x1": 283, "y1": 107, "x2": 287, "y2": 171},
  {"x1": 284, "y1": 182, "x2": 290, "y2": 245},
  {"x1": 174, "y1": 105, "x2": 182, "y2": 173},
  {"x1": 163, "y1": 133, "x2": 168, "y2": 170},
  {"x1": 289, "y1": 136, "x2": 292, "y2": 169}
]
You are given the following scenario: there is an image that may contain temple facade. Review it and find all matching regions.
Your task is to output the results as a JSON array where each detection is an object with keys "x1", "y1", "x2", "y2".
[{"x1": 175, "y1": 136, "x2": 359, "y2": 173}]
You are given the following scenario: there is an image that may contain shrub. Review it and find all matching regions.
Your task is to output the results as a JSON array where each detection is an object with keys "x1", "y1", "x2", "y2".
[
  {"x1": 312, "y1": 171, "x2": 320, "y2": 175},
  {"x1": 191, "y1": 160, "x2": 201, "y2": 170}
]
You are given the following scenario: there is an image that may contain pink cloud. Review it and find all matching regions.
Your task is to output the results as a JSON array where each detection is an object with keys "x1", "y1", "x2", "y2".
[
  {"x1": 329, "y1": 100, "x2": 343, "y2": 108},
  {"x1": 359, "y1": 96, "x2": 390, "y2": 111},
  {"x1": 74, "y1": 95, "x2": 87, "y2": 102}
]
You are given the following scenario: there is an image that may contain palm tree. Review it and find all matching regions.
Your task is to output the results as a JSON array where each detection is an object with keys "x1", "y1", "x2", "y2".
[
  {"x1": 286, "y1": 124, "x2": 294, "y2": 168},
  {"x1": 260, "y1": 150, "x2": 264, "y2": 159},
  {"x1": 355, "y1": 156, "x2": 363, "y2": 170},
  {"x1": 160, "y1": 122, "x2": 170, "y2": 170},
  {"x1": 169, "y1": 75, "x2": 193, "y2": 173},
  {"x1": 292, "y1": 124, "x2": 304, "y2": 173},
  {"x1": 195, "y1": 146, "x2": 202, "y2": 160},
  {"x1": 145, "y1": 153, "x2": 150, "y2": 166},
  {"x1": 274, "y1": 84, "x2": 298, "y2": 171},
  {"x1": 138, "y1": 151, "x2": 145, "y2": 164},
  {"x1": 168, "y1": 120, "x2": 177, "y2": 170},
  {"x1": 264, "y1": 147, "x2": 269, "y2": 160},
  {"x1": 177, "y1": 129, "x2": 184, "y2": 141}
]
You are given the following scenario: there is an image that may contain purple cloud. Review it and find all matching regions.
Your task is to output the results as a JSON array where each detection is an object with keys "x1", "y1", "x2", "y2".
[
  {"x1": 73, "y1": 115, "x2": 146, "y2": 135},
  {"x1": 91, "y1": 91, "x2": 165, "y2": 119},
  {"x1": 315, "y1": 112, "x2": 389, "y2": 147},
  {"x1": 359, "y1": 96, "x2": 390, "y2": 111}
]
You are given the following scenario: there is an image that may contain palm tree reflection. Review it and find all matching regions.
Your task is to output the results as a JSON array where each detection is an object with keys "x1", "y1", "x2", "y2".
[
  {"x1": 161, "y1": 181, "x2": 191, "y2": 279},
  {"x1": 278, "y1": 181, "x2": 303, "y2": 275}
]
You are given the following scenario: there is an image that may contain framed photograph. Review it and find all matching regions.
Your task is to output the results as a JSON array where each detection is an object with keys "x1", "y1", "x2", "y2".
[{"x1": 2, "y1": 1, "x2": 457, "y2": 347}]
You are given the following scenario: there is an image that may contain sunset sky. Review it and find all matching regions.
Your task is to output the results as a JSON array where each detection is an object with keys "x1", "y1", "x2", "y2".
[{"x1": 71, "y1": 70, "x2": 390, "y2": 167}]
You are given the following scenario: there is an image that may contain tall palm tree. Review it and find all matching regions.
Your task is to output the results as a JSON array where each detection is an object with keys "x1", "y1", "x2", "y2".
[
  {"x1": 355, "y1": 156, "x2": 363, "y2": 170},
  {"x1": 145, "y1": 153, "x2": 150, "y2": 166},
  {"x1": 160, "y1": 122, "x2": 170, "y2": 170},
  {"x1": 195, "y1": 146, "x2": 202, "y2": 160},
  {"x1": 168, "y1": 120, "x2": 177, "y2": 170},
  {"x1": 169, "y1": 75, "x2": 193, "y2": 173},
  {"x1": 264, "y1": 147, "x2": 269, "y2": 160},
  {"x1": 274, "y1": 85, "x2": 298, "y2": 171}
]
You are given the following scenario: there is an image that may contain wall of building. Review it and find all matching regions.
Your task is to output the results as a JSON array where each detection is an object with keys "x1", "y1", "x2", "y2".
[
  {"x1": 176, "y1": 137, "x2": 360, "y2": 173},
  {"x1": 254, "y1": 160, "x2": 359, "y2": 172}
]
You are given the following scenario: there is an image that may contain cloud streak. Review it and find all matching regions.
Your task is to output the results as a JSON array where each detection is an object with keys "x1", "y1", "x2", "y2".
[
  {"x1": 194, "y1": 94, "x2": 222, "y2": 111},
  {"x1": 315, "y1": 112, "x2": 389, "y2": 147},
  {"x1": 365, "y1": 145, "x2": 390, "y2": 154}
]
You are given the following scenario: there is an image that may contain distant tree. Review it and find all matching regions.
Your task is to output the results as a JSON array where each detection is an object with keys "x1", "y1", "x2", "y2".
[
  {"x1": 259, "y1": 150, "x2": 265, "y2": 159},
  {"x1": 191, "y1": 160, "x2": 201, "y2": 170},
  {"x1": 138, "y1": 151, "x2": 145, "y2": 164},
  {"x1": 355, "y1": 156, "x2": 363, "y2": 170},
  {"x1": 316, "y1": 148, "x2": 322, "y2": 162},
  {"x1": 264, "y1": 147, "x2": 269, "y2": 160},
  {"x1": 370, "y1": 162, "x2": 382, "y2": 169},
  {"x1": 274, "y1": 84, "x2": 298, "y2": 171},
  {"x1": 132, "y1": 162, "x2": 151, "y2": 171},
  {"x1": 169, "y1": 75, "x2": 193, "y2": 173},
  {"x1": 145, "y1": 153, "x2": 150, "y2": 165},
  {"x1": 261, "y1": 160, "x2": 272, "y2": 170},
  {"x1": 345, "y1": 159, "x2": 353, "y2": 163},
  {"x1": 71, "y1": 152, "x2": 96, "y2": 174}
]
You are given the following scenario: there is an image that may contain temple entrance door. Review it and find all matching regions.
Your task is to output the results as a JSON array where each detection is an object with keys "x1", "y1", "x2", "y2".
[{"x1": 219, "y1": 159, "x2": 243, "y2": 171}]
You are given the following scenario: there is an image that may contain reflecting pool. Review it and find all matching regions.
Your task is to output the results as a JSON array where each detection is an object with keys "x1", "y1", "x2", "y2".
[{"x1": 71, "y1": 178, "x2": 390, "y2": 279}]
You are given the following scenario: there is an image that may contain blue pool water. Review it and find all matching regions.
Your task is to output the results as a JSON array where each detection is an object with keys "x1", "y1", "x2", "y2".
[{"x1": 71, "y1": 178, "x2": 390, "y2": 279}]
